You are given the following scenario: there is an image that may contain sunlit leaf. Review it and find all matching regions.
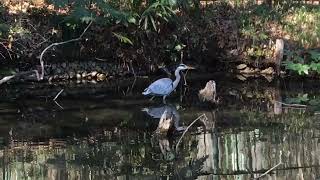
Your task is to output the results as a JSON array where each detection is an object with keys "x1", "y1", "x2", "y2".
[
  {"x1": 149, "y1": 16, "x2": 157, "y2": 31},
  {"x1": 144, "y1": 16, "x2": 148, "y2": 30},
  {"x1": 112, "y1": 32, "x2": 133, "y2": 45}
]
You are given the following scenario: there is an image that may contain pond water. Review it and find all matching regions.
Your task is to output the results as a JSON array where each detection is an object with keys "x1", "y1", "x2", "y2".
[{"x1": 0, "y1": 74, "x2": 320, "y2": 180}]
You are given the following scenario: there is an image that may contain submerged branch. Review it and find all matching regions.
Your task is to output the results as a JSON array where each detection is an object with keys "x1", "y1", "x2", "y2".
[
  {"x1": 175, "y1": 114, "x2": 207, "y2": 153},
  {"x1": 253, "y1": 150, "x2": 282, "y2": 179},
  {"x1": 253, "y1": 162, "x2": 282, "y2": 179},
  {"x1": 54, "y1": 100, "x2": 64, "y2": 109},
  {"x1": 53, "y1": 89, "x2": 64, "y2": 101}
]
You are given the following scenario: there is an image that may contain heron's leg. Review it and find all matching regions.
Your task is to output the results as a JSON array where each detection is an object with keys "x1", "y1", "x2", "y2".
[
  {"x1": 163, "y1": 96, "x2": 167, "y2": 104},
  {"x1": 149, "y1": 96, "x2": 155, "y2": 101}
]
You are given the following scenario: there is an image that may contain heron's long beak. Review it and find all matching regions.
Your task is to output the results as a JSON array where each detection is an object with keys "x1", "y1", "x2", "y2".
[{"x1": 187, "y1": 66, "x2": 195, "y2": 70}]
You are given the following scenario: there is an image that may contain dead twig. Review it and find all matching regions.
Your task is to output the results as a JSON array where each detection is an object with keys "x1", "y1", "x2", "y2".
[
  {"x1": 39, "y1": 20, "x2": 93, "y2": 80},
  {"x1": 53, "y1": 89, "x2": 64, "y2": 101},
  {"x1": 175, "y1": 114, "x2": 207, "y2": 153}
]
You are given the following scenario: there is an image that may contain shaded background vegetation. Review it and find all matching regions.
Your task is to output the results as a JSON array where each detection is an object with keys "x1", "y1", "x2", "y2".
[{"x1": 0, "y1": 0, "x2": 320, "y2": 77}]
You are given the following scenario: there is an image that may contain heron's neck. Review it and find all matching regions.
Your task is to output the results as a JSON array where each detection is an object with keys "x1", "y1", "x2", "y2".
[{"x1": 172, "y1": 69, "x2": 181, "y2": 89}]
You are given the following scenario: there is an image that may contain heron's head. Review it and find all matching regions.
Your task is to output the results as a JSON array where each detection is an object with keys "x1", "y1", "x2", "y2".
[{"x1": 177, "y1": 64, "x2": 195, "y2": 71}]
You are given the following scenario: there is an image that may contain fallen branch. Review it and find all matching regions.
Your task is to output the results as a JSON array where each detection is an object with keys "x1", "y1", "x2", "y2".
[
  {"x1": 175, "y1": 114, "x2": 207, "y2": 153},
  {"x1": 39, "y1": 20, "x2": 93, "y2": 80},
  {"x1": 0, "y1": 75, "x2": 15, "y2": 84},
  {"x1": 0, "y1": 70, "x2": 40, "y2": 85}
]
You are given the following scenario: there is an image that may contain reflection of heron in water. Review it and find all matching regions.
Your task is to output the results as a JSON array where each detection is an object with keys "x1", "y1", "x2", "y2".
[{"x1": 142, "y1": 104, "x2": 184, "y2": 131}]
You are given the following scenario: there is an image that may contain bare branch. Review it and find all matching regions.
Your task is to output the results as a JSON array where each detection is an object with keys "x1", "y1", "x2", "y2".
[
  {"x1": 0, "y1": 51, "x2": 6, "y2": 60},
  {"x1": 39, "y1": 21, "x2": 93, "y2": 80}
]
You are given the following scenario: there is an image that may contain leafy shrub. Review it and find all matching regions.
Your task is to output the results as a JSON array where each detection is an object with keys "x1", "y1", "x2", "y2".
[{"x1": 283, "y1": 49, "x2": 320, "y2": 75}]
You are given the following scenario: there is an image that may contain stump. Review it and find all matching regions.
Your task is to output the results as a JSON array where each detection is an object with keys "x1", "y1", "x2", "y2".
[
  {"x1": 156, "y1": 110, "x2": 174, "y2": 135},
  {"x1": 198, "y1": 80, "x2": 217, "y2": 103},
  {"x1": 274, "y1": 39, "x2": 284, "y2": 76}
]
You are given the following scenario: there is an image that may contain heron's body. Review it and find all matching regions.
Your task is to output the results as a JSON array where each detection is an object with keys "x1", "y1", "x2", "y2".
[
  {"x1": 142, "y1": 64, "x2": 193, "y2": 103},
  {"x1": 142, "y1": 78, "x2": 173, "y2": 96}
]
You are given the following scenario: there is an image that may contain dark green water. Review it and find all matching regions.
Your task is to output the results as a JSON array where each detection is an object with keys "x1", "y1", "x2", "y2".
[{"x1": 0, "y1": 75, "x2": 320, "y2": 179}]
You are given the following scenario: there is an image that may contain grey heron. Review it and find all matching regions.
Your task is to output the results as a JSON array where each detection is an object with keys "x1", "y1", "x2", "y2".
[{"x1": 142, "y1": 64, "x2": 195, "y2": 103}]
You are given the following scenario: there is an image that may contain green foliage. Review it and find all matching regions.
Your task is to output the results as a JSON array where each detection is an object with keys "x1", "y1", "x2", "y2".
[
  {"x1": 0, "y1": 5, "x2": 9, "y2": 37},
  {"x1": 286, "y1": 93, "x2": 309, "y2": 104},
  {"x1": 238, "y1": 4, "x2": 279, "y2": 61},
  {"x1": 112, "y1": 32, "x2": 133, "y2": 45},
  {"x1": 48, "y1": 0, "x2": 138, "y2": 26},
  {"x1": 139, "y1": 1, "x2": 176, "y2": 31},
  {"x1": 283, "y1": 49, "x2": 320, "y2": 75},
  {"x1": 282, "y1": 6, "x2": 320, "y2": 48},
  {"x1": 0, "y1": 68, "x2": 16, "y2": 76},
  {"x1": 46, "y1": 0, "x2": 178, "y2": 30},
  {"x1": 285, "y1": 93, "x2": 320, "y2": 112},
  {"x1": 0, "y1": 23, "x2": 9, "y2": 37},
  {"x1": 239, "y1": 3, "x2": 320, "y2": 64}
]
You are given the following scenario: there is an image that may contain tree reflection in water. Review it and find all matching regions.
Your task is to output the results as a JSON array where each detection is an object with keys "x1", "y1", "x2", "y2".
[{"x1": 1, "y1": 79, "x2": 320, "y2": 179}]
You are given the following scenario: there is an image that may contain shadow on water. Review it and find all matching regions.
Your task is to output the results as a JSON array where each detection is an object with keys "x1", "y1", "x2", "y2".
[{"x1": 1, "y1": 75, "x2": 320, "y2": 179}]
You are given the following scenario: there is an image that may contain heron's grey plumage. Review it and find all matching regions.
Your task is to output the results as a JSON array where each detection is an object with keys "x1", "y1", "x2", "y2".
[
  {"x1": 142, "y1": 78, "x2": 173, "y2": 96},
  {"x1": 142, "y1": 64, "x2": 194, "y2": 103}
]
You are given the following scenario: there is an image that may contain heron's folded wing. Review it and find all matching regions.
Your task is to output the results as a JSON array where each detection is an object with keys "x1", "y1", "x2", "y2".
[{"x1": 148, "y1": 78, "x2": 173, "y2": 95}]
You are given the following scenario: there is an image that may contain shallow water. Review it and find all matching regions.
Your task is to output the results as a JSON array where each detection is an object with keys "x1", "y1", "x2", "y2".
[{"x1": 0, "y1": 75, "x2": 320, "y2": 180}]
